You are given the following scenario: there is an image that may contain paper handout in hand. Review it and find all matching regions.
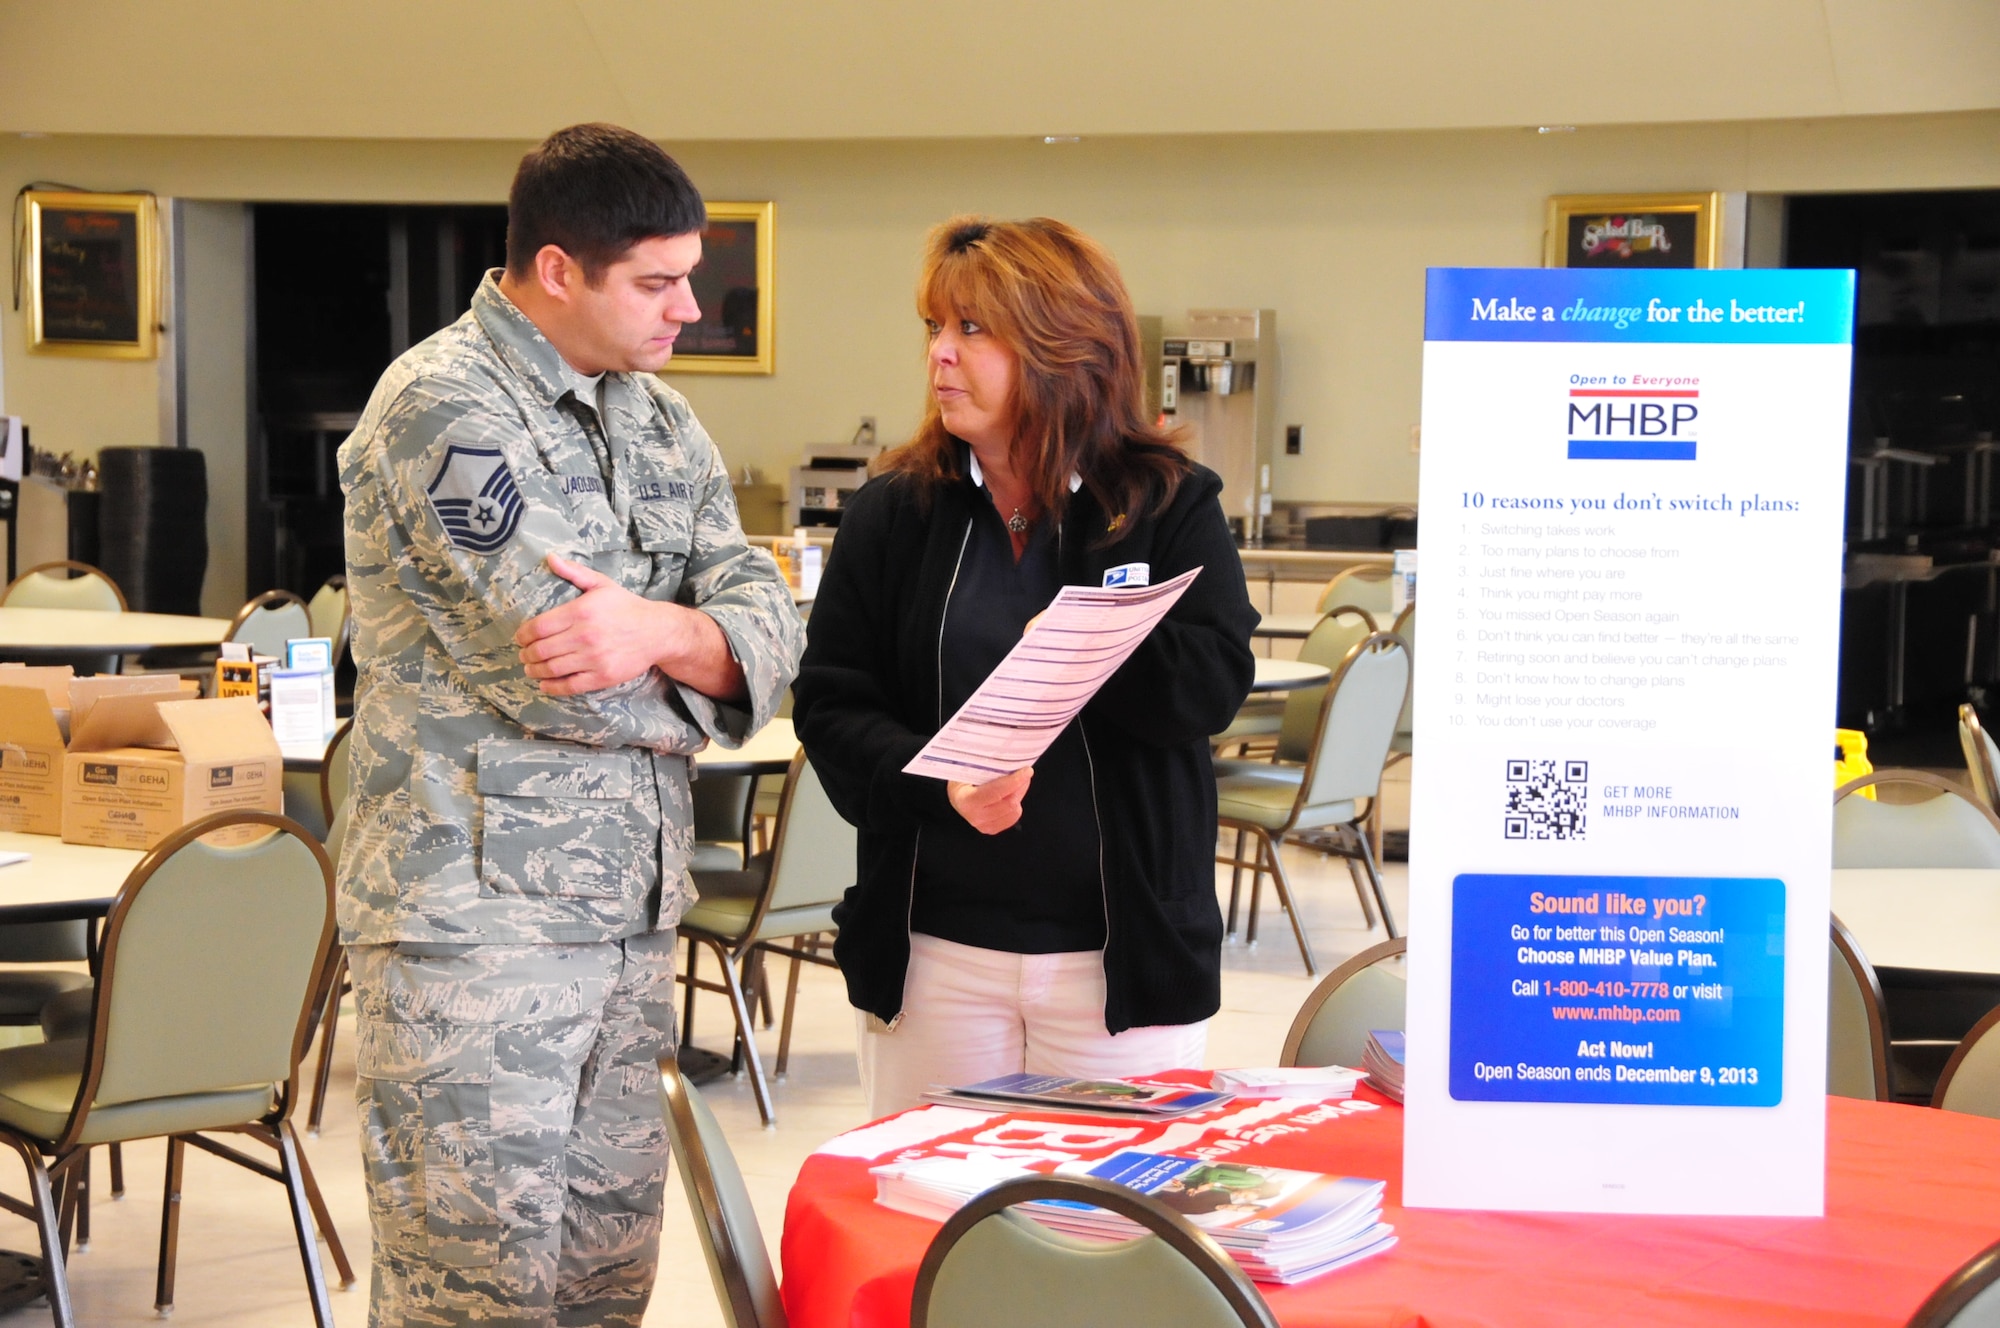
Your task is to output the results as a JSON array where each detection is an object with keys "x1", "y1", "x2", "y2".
[{"x1": 903, "y1": 566, "x2": 1202, "y2": 784}]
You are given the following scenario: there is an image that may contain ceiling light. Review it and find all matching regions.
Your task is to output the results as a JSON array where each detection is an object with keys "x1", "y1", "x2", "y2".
[
  {"x1": 1042, "y1": 135, "x2": 1082, "y2": 145},
  {"x1": 1536, "y1": 125, "x2": 1577, "y2": 135}
]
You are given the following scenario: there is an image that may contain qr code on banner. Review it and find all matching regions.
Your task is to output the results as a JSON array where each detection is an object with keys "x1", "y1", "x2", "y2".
[{"x1": 1504, "y1": 759, "x2": 1588, "y2": 840}]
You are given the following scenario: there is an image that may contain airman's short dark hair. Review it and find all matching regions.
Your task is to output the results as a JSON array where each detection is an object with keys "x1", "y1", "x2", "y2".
[{"x1": 506, "y1": 123, "x2": 706, "y2": 283}]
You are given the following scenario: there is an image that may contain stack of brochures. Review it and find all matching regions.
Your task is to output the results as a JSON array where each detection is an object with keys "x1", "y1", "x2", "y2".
[
  {"x1": 872, "y1": 1150, "x2": 1395, "y2": 1284},
  {"x1": 1213, "y1": 1066, "x2": 1366, "y2": 1100},
  {"x1": 1362, "y1": 1031, "x2": 1405, "y2": 1103},
  {"x1": 921, "y1": 1073, "x2": 1233, "y2": 1118}
]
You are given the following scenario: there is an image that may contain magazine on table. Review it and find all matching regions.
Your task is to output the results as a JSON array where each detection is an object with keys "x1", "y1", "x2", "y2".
[
  {"x1": 873, "y1": 1148, "x2": 1394, "y2": 1284},
  {"x1": 1213, "y1": 1065, "x2": 1366, "y2": 1100},
  {"x1": 921, "y1": 1073, "x2": 1234, "y2": 1117},
  {"x1": 1362, "y1": 1031, "x2": 1406, "y2": 1103}
]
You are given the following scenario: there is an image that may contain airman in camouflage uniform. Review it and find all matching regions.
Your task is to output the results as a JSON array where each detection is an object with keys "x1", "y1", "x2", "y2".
[{"x1": 338, "y1": 247, "x2": 801, "y2": 1325}]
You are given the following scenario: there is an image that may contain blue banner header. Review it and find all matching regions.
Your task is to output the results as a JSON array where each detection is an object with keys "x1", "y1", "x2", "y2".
[{"x1": 1425, "y1": 268, "x2": 1854, "y2": 344}]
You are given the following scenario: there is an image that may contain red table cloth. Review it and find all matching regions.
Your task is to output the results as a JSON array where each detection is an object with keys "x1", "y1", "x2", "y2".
[{"x1": 780, "y1": 1089, "x2": 2000, "y2": 1328}]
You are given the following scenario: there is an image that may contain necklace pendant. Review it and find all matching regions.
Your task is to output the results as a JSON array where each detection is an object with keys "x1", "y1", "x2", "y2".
[{"x1": 1007, "y1": 509, "x2": 1029, "y2": 535}]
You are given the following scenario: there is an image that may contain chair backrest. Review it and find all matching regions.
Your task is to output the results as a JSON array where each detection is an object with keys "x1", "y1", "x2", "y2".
[
  {"x1": 1295, "y1": 632, "x2": 1410, "y2": 815},
  {"x1": 1961, "y1": 705, "x2": 2000, "y2": 815},
  {"x1": 63, "y1": 811, "x2": 334, "y2": 1147},
  {"x1": 912, "y1": 1174, "x2": 1278, "y2": 1328},
  {"x1": 693, "y1": 771, "x2": 755, "y2": 848},
  {"x1": 759, "y1": 751, "x2": 858, "y2": 918},
  {"x1": 1, "y1": 560, "x2": 127, "y2": 612},
  {"x1": 228, "y1": 589, "x2": 312, "y2": 659},
  {"x1": 1315, "y1": 565, "x2": 1393, "y2": 617},
  {"x1": 1907, "y1": 1239, "x2": 2000, "y2": 1328},
  {"x1": 319, "y1": 717, "x2": 355, "y2": 829},
  {"x1": 0, "y1": 920, "x2": 90, "y2": 964},
  {"x1": 306, "y1": 576, "x2": 351, "y2": 669},
  {"x1": 1834, "y1": 770, "x2": 2000, "y2": 868},
  {"x1": 1389, "y1": 604, "x2": 1415, "y2": 743},
  {"x1": 1274, "y1": 608, "x2": 1375, "y2": 763},
  {"x1": 1934, "y1": 1006, "x2": 2000, "y2": 1121},
  {"x1": 1828, "y1": 916, "x2": 1890, "y2": 1102},
  {"x1": 661, "y1": 1069, "x2": 786, "y2": 1328},
  {"x1": 1281, "y1": 938, "x2": 1406, "y2": 1069}
]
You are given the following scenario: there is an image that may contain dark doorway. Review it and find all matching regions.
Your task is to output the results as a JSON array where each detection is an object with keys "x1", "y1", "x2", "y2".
[
  {"x1": 1786, "y1": 190, "x2": 2000, "y2": 752},
  {"x1": 248, "y1": 203, "x2": 509, "y2": 597}
]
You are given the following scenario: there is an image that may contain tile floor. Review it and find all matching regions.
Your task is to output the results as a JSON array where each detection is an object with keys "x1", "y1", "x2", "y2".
[{"x1": 0, "y1": 846, "x2": 1406, "y2": 1326}]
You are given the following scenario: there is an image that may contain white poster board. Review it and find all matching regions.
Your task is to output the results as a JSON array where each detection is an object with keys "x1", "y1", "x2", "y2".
[{"x1": 1404, "y1": 268, "x2": 1855, "y2": 1216}]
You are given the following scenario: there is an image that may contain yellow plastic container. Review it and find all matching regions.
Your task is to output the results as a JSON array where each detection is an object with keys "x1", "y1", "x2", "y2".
[{"x1": 1835, "y1": 728, "x2": 1876, "y2": 800}]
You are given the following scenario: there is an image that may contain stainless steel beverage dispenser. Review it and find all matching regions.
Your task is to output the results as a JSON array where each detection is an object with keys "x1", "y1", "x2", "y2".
[{"x1": 1159, "y1": 309, "x2": 1276, "y2": 543}]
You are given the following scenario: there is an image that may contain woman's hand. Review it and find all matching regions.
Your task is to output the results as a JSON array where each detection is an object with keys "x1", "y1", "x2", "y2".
[{"x1": 947, "y1": 768, "x2": 1033, "y2": 834}]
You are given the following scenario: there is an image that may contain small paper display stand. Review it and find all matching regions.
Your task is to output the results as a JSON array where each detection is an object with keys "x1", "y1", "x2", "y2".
[{"x1": 1404, "y1": 268, "x2": 1855, "y2": 1216}]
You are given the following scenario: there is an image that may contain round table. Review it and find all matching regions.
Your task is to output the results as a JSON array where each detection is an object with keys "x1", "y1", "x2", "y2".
[
  {"x1": 693, "y1": 717, "x2": 798, "y2": 778},
  {"x1": 1249, "y1": 658, "x2": 1331, "y2": 693},
  {"x1": 0, "y1": 607, "x2": 232, "y2": 661},
  {"x1": 0, "y1": 830, "x2": 140, "y2": 923},
  {"x1": 1251, "y1": 613, "x2": 1330, "y2": 641},
  {"x1": 779, "y1": 1086, "x2": 2000, "y2": 1328}
]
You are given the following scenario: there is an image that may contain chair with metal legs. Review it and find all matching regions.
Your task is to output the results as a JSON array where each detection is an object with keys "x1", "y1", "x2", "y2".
[
  {"x1": 1214, "y1": 631, "x2": 1410, "y2": 974},
  {"x1": 1215, "y1": 608, "x2": 1377, "y2": 938},
  {"x1": 0, "y1": 810, "x2": 353, "y2": 1325},
  {"x1": 679, "y1": 750, "x2": 852, "y2": 1126}
]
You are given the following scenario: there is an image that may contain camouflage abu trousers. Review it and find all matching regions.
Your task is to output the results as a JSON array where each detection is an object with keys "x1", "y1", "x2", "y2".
[{"x1": 349, "y1": 932, "x2": 677, "y2": 1327}]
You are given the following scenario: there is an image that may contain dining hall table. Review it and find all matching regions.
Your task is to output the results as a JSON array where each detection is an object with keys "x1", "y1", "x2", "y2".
[
  {"x1": 0, "y1": 607, "x2": 232, "y2": 661},
  {"x1": 779, "y1": 1081, "x2": 2000, "y2": 1328}
]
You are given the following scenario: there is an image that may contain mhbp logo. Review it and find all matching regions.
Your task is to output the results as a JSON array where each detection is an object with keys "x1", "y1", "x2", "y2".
[{"x1": 1566, "y1": 376, "x2": 1699, "y2": 460}]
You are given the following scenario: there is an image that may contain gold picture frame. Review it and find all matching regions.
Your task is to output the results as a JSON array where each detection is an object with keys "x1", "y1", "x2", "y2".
[
  {"x1": 22, "y1": 190, "x2": 160, "y2": 359},
  {"x1": 1544, "y1": 192, "x2": 1721, "y2": 270},
  {"x1": 665, "y1": 201, "x2": 774, "y2": 375}
]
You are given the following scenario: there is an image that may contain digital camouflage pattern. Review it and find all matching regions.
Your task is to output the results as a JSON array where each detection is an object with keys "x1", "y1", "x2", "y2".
[
  {"x1": 338, "y1": 272, "x2": 800, "y2": 1324},
  {"x1": 350, "y1": 934, "x2": 678, "y2": 1327},
  {"x1": 337, "y1": 273, "x2": 803, "y2": 946}
]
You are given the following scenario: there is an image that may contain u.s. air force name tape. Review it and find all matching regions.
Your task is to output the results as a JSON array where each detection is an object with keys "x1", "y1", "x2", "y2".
[{"x1": 426, "y1": 445, "x2": 525, "y2": 553}]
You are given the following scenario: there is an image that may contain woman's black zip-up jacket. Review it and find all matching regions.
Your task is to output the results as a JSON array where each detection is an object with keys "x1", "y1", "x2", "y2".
[{"x1": 792, "y1": 458, "x2": 1258, "y2": 1034}]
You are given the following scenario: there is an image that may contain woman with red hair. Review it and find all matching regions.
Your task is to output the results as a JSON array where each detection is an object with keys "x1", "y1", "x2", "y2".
[{"x1": 794, "y1": 216, "x2": 1257, "y2": 1115}]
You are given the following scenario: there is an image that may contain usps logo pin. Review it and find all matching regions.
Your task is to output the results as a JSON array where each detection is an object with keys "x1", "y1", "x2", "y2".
[{"x1": 426, "y1": 446, "x2": 525, "y2": 553}]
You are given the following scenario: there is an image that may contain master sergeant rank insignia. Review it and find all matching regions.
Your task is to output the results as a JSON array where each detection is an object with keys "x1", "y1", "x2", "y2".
[{"x1": 426, "y1": 445, "x2": 525, "y2": 553}]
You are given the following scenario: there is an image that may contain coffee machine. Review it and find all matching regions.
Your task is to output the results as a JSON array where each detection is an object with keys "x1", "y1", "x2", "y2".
[{"x1": 1159, "y1": 309, "x2": 1276, "y2": 543}]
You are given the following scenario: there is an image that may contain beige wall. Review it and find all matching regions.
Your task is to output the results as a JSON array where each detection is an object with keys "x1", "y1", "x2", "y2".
[
  {"x1": 2, "y1": 111, "x2": 1996, "y2": 531},
  {"x1": 5, "y1": 1, "x2": 1995, "y2": 140}
]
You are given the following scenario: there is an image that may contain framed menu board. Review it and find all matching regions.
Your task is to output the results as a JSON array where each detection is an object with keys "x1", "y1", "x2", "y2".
[
  {"x1": 22, "y1": 190, "x2": 160, "y2": 359},
  {"x1": 665, "y1": 201, "x2": 774, "y2": 375}
]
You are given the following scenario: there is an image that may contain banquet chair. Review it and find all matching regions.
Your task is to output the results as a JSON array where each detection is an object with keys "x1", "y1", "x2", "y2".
[
  {"x1": 1, "y1": 561, "x2": 129, "y2": 675},
  {"x1": 0, "y1": 810, "x2": 351, "y2": 1326},
  {"x1": 305, "y1": 719, "x2": 356, "y2": 1134},
  {"x1": 1369, "y1": 602, "x2": 1417, "y2": 861},
  {"x1": 1829, "y1": 916, "x2": 1891, "y2": 1102},
  {"x1": 1960, "y1": 704, "x2": 2000, "y2": 815},
  {"x1": 1834, "y1": 770, "x2": 2000, "y2": 868},
  {"x1": 305, "y1": 576, "x2": 351, "y2": 672},
  {"x1": 660, "y1": 1069, "x2": 787, "y2": 1328},
  {"x1": 1213, "y1": 606, "x2": 1374, "y2": 759},
  {"x1": 1215, "y1": 607, "x2": 1376, "y2": 930},
  {"x1": 680, "y1": 750, "x2": 850, "y2": 1125},
  {"x1": 1280, "y1": 938, "x2": 1406, "y2": 1070},
  {"x1": 1906, "y1": 1237, "x2": 2000, "y2": 1328},
  {"x1": 910, "y1": 1173, "x2": 1278, "y2": 1328},
  {"x1": 1315, "y1": 565, "x2": 1393, "y2": 619},
  {"x1": 1215, "y1": 631, "x2": 1410, "y2": 973},
  {"x1": 1933, "y1": 1007, "x2": 2000, "y2": 1121},
  {"x1": 693, "y1": 770, "x2": 756, "y2": 872},
  {"x1": 228, "y1": 588, "x2": 313, "y2": 660}
]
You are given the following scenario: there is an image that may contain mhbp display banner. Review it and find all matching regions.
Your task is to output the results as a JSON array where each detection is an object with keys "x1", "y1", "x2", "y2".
[{"x1": 1404, "y1": 267, "x2": 1855, "y2": 1216}]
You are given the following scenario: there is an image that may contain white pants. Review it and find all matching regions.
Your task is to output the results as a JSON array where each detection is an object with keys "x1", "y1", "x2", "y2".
[{"x1": 856, "y1": 933, "x2": 1209, "y2": 1118}]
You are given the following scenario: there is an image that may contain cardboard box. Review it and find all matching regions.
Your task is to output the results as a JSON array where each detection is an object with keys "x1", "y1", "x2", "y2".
[
  {"x1": 61, "y1": 695, "x2": 282, "y2": 850},
  {"x1": 0, "y1": 681, "x2": 69, "y2": 835}
]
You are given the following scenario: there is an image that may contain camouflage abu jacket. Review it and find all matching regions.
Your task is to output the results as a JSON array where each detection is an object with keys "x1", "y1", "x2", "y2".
[{"x1": 336, "y1": 274, "x2": 803, "y2": 946}]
